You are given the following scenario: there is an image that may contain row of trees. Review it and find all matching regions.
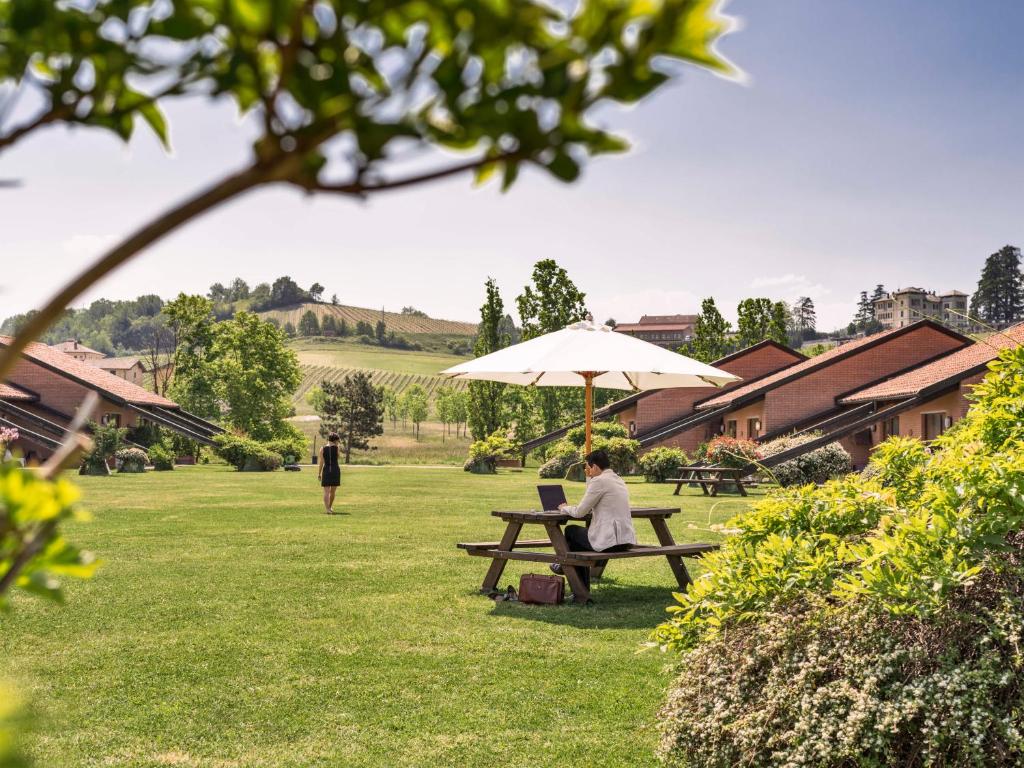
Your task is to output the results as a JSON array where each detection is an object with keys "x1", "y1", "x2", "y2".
[
  {"x1": 682, "y1": 296, "x2": 803, "y2": 363},
  {"x1": 207, "y1": 275, "x2": 333, "y2": 314},
  {"x1": 292, "y1": 311, "x2": 422, "y2": 350},
  {"x1": 310, "y1": 378, "x2": 471, "y2": 461},
  {"x1": 465, "y1": 261, "x2": 825, "y2": 443}
]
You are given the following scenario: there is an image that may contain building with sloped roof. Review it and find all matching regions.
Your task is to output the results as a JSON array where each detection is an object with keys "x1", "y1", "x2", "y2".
[
  {"x1": 613, "y1": 314, "x2": 699, "y2": 349},
  {"x1": 50, "y1": 339, "x2": 106, "y2": 362},
  {"x1": 692, "y1": 320, "x2": 970, "y2": 467},
  {"x1": 0, "y1": 336, "x2": 221, "y2": 460},
  {"x1": 836, "y1": 323, "x2": 1024, "y2": 445}
]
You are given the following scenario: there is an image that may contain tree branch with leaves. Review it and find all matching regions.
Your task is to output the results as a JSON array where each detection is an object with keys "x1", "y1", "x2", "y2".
[{"x1": 0, "y1": 0, "x2": 739, "y2": 382}]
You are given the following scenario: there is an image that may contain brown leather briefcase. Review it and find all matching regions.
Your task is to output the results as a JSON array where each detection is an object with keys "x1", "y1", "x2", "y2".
[{"x1": 519, "y1": 573, "x2": 565, "y2": 605}]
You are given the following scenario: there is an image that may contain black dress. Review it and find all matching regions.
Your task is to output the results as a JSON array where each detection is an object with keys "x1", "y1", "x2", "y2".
[{"x1": 320, "y1": 444, "x2": 341, "y2": 487}]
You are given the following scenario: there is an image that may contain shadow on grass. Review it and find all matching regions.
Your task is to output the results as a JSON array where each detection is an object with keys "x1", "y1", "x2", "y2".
[{"x1": 484, "y1": 578, "x2": 678, "y2": 630}]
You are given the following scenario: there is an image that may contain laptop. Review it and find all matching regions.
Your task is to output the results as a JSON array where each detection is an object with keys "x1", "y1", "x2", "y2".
[{"x1": 537, "y1": 484, "x2": 568, "y2": 512}]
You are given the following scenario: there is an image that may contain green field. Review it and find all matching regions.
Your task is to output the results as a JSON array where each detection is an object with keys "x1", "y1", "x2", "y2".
[
  {"x1": 290, "y1": 338, "x2": 470, "y2": 375},
  {"x1": 0, "y1": 466, "x2": 759, "y2": 768}
]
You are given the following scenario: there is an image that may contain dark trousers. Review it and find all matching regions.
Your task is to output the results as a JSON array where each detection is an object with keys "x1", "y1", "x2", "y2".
[{"x1": 564, "y1": 525, "x2": 630, "y2": 589}]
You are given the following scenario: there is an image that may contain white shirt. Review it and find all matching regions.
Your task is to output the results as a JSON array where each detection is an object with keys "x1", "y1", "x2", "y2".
[{"x1": 563, "y1": 470, "x2": 637, "y2": 551}]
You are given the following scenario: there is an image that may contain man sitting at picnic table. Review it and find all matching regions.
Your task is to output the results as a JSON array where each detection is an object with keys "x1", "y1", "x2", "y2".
[{"x1": 551, "y1": 449, "x2": 637, "y2": 591}]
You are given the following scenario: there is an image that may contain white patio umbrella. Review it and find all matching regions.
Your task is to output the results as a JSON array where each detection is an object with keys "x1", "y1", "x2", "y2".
[{"x1": 441, "y1": 317, "x2": 740, "y2": 453}]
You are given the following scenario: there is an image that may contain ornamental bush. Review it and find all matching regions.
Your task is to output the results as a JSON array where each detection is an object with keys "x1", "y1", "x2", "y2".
[
  {"x1": 538, "y1": 452, "x2": 579, "y2": 479},
  {"x1": 115, "y1": 447, "x2": 149, "y2": 473},
  {"x1": 564, "y1": 420, "x2": 629, "y2": 447},
  {"x1": 760, "y1": 433, "x2": 852, "y2": 486},
  {"x1": 638, "y1": 447, "x2": 689, "y2": 483},
  {"x1": 702, "y1": 436, "x2": 761, "y2": 469},
  {"x1": 654, "y1": 346, "x2": 1024, "y2": 767},
  {"x1": 80, "y1": 421, "x2": 125, "y2": 476},
  {"x1": 464, "y1": 431, "x2": 519, "y2": 474},
  {"x1": 213, "y1": 434, "x2": 284, "y2": 472},
  {"x1": 148, "y1": 444, "x2": 174, "y2": 471},
  {"x1": 538, "y1": 433, "x2": 639, "y2": 477}
]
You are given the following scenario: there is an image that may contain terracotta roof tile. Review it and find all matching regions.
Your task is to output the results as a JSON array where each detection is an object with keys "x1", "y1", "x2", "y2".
[
  {"x1": 0, "y1": 336, "x2": 177, "y2": 407},
  {"x1": 696, "y1": 320, "x2": 968, "y2": 410},
  {"x1": 0, "y1": 382, "x2": 36, "y2": 401},
  {"x1": 840, "y1": 324, "x2": 1024, "y2": 404}
]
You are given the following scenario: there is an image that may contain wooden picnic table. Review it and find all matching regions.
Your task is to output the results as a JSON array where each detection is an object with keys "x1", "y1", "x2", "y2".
[
  {"x1": 457, "y1": 507, "x2": 718, "y2": 604},
  {"x1": 669, "y1": 466, "x2": 751, "y2": 497}
]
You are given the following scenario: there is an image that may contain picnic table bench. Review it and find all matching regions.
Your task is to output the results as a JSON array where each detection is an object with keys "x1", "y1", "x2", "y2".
[
  {"x1": 668, "y1": 466, "x2": 753, "y2": 497},
  {"x1": 457, "y1": 507, "x2": 718, "y2": 604}
]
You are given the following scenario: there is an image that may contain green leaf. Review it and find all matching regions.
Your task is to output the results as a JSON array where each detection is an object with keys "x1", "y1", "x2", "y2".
[
  {"x1": 546, "y1": 151, "x2": 580, "y2": 182},
  {"x1": 138, "y1": 101, "x2": 169, "y2": 149}
]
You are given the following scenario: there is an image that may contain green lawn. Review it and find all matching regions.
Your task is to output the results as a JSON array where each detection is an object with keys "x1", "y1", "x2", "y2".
[
  {"x1": 289, "y1": 338, "x2": 469, "y2": 375},
  {"x1": 0, "y1": 466, "x2": 761, "y2": 768}
]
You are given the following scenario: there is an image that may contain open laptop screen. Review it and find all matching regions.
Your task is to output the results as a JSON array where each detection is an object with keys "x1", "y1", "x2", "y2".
[{"x1": 537, "y1": 484, "x2": 568, "y2": 512}]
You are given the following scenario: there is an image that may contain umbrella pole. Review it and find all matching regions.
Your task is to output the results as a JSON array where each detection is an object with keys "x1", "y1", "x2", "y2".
[{"x1": 584, "y1": 372, "x2": 594, "y2": 455}]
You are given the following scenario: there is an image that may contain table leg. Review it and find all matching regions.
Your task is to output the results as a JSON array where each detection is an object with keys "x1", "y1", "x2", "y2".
[
  {"x1": 737, "y1": 477, "x2": 748, "y2": 496},
  {"x1": 673, "y1": 481, "x2": 682, "y2": 496},
  {"x1": 545, "y1": 522, "x2": 591, "y2": 603},
  {"x1": 649, "y1": 516, "x2": 692, "y2": 590},
  {"x1": 700, "y1": 481, "x2": 711, "y2": 496},
  {"x1": 480, "y1": 521, "x2": 522, "y2": 594},
  {"x1": 708, "y1": 480, "x2": 718, "y2": 497}
]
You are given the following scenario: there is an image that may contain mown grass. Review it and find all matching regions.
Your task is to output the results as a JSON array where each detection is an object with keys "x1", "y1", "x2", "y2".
[{"x1": 0, "y1": 466, "x2": 760, "y2": 768}]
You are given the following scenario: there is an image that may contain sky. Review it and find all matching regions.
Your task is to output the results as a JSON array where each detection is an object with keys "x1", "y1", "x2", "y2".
[{"x1": 2, "y1": 0, "x2": 1023, "y2": 332}]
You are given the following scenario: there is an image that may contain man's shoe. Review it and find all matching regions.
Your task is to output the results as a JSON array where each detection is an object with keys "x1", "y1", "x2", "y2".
[{"x1": 549, "y1": 563, "x2": 564, "y2": 575}]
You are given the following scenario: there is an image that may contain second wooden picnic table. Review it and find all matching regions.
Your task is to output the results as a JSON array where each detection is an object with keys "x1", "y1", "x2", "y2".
[
  {"x1": 669, "y1": 466, "x2": 750, "y2": 497},
  {"x1": 457, "y1": 507, "x2": 718, "y2": 604}
]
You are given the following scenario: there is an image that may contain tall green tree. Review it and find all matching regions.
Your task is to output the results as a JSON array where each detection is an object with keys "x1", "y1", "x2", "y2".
[
  {"x1": 769, "y1": 301, "x2": 790, "y2": 346},
  {"x1": 516, "y1": 260, "x2": 588, "y2": 433},
  {"x1": 298, "y1": 310, "x2": 321, "y2": 337},
  {"x1": 468, "y1": 278, "x2": 511, "y2": 440},
  {"x1": 316, "y1": 373, "x2": 384, "y2": 464},
  {"x1": 736, "y1": 298, "x2": 787, "y2": 349},
  {"x1": 685, "y1": 298, "x2": 732, "y2": 362},
  {"x1": 211, "y1": 312, "x2": 302, "y2": 440},
  {"x1": 971, "y1": 245, "x2": 1024, "y2": 327},
  {"x1": 516, "y1": 260, "x2": 588, "y2": 341},
  {"x1": 793, "y1": 297, "x2": 816, "y2": 335},
  {"x1": 164, "y1": 294, "x2": 219, "y2": 420}
]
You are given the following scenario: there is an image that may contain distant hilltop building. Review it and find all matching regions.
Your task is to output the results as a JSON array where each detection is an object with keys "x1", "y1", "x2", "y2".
[
  {"x1": 873, "y1": 289, "x2": 972, "y2": 332},
  {"x1": 613, "y1": 314, "x2": 697, "y2": 349}
]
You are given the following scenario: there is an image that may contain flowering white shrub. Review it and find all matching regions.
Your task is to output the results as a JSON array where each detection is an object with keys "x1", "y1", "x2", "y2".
[
  {"x1": 659, "y1": 583, "x2": 1024, "y2": 767},
  {"x1": 760, "y1": 432, "x2": 852, "y2": 486}
]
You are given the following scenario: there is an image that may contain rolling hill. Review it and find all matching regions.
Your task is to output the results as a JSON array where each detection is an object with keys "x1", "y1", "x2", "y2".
[
  {"x1": 260, "y1": 302, "x2": 477, "y2": 336},
  {"x1": 287, "y1": 338, "x2": 471, "y2": 416}
]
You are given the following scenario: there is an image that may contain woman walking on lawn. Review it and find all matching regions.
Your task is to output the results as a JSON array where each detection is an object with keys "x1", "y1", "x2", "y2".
[{"x1": 319, "y1": 432, "x2": 342, "y2": 514}]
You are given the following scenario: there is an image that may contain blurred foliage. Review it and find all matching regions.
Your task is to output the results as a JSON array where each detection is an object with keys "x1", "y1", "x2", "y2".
[
  {"x1": 1, "y1": 0, "x2": 739, "y2": 193},
  {"x1": 0, "y1": 462, "x2": 96, "y2": 608}
]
